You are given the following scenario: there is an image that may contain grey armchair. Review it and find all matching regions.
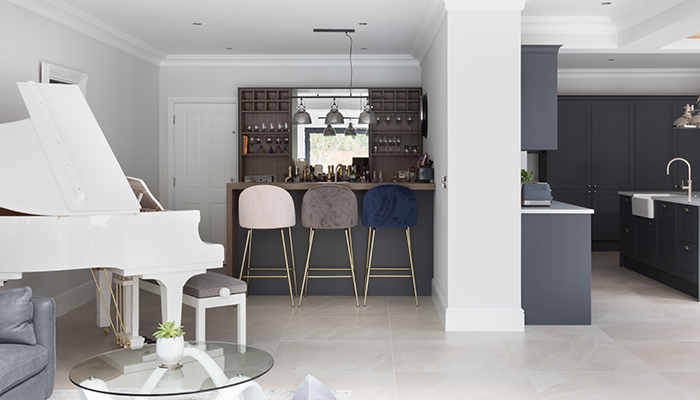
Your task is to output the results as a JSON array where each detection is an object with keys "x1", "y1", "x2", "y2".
[{"x1": 0, "y1": 296, "x2": 56, "y2": 399}]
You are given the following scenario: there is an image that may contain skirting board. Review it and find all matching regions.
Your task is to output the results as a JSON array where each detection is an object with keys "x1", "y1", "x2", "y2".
[
  {"x1": 432, "y1": 279, "x2": 524, "y2": 332},
  {"x1": 54, "y1": 281, "x2": 95, "y2": 318}
]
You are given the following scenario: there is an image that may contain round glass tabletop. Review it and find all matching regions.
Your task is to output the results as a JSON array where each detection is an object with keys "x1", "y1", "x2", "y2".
[{"x1": 69, "y1": 342, "x2": 274, "y2": 397}]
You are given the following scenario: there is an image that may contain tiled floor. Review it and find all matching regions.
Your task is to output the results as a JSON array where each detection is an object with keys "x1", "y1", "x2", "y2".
[{"x1": 54, "y1": 252, "x2": 700, "y2": 399}]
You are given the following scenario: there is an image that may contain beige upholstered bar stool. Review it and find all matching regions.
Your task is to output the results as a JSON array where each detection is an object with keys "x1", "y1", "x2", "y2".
[
  {"x1": 238, "y1": 185, "x2": 298, "y2": 306},
  {"x1": 298, "y1": 185, "x2": 360, "y2": 306}
]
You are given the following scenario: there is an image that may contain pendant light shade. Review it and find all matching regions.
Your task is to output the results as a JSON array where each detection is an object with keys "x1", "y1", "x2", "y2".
[
  {"x1": 323, "y1": 124, "x2": 336, "y2": 136},
  {"x1": 292, "y1": 101, "x2": 312, "y2": 125},
  {"x1": 358, "y1": 102, "x2": 378, "y2": 125},
  {"x1": 674, "y1": 97, "x2": 700, "y2": 129},
  {"x1": 345, "y1": 122, "x2": 357, "y2": 136},
  {"x1": 324, "y1": 100, "x2": 344, "y2": 125}
]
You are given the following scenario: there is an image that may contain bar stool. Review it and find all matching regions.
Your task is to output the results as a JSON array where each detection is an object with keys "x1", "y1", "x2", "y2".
[
  {"x1": 298, "y1": 185, "x2": 359, "y2": 307},
  {"x1": 362, "y1": 184, "x2": 419, "y2": 307},
  {"x1": 238, "y1": 185, "x2": 298, "y2": 306}
]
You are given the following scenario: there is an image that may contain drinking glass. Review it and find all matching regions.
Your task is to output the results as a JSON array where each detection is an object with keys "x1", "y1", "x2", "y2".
[
  {"x1": 396, "y1": 115, "x2": 402, "y2": 131},
  {"x1": 406, "y1": 115, "x2": 413, "y2": 131},
  {"x1": 378, "y1": 171, "x2": 384, "y2": 183},
  {"x1": 372, "y1": 171, "x2": 378, "y2": 183},
  {"x1": 384, "y1": 115, "x2": 392, "y2": 131}
]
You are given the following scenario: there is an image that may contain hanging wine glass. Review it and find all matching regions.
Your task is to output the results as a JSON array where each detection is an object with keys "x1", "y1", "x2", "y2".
[
  {"x1": 384, "y1": 115, "x2": 392, "y2": 131},
  {"x1": 406, "y1": 115, "x2": 413, "y2": 131},
  {"x1": 396, "y1": 115, "x2": 402, "y2": 132}
]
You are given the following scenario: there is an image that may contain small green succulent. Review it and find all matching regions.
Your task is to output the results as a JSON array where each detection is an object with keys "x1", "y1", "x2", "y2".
[
  {"x1": 153, "y1": 321, "x2": 185, "y2": 339},
  {"x1": 521, "y1": 169, "x2": 534, "y2": 183}
]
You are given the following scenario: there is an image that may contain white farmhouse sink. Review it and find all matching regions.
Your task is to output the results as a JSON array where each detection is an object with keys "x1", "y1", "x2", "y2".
[{"x1": 631, "y1": 193, "x2": 673, "y2": 219}]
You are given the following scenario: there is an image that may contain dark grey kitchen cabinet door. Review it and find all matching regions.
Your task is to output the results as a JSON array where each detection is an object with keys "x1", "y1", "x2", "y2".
[
  {"x1": 591, "y1": 190, "x2": 622, "y2": 242},
  {"x1": 548, "y1": 101, "x2": 591, "y2": 189},
  {"x1": 634, "y1": 100, "x2": 677, "y2": 190},
  {"x1": 636, "y1": 216, "x2": 655, "y2": 266},
  {"x1": 676, "y1": 131, "x2": 700, "y2": 189},
  {"x1": 655, "y1": 200, "x2": 677, "y2": 274},
  {"x1": 591, "y1": 101, "x2": 634, "y2": 190},
  {"x1": 678, "y1": 241, "x2": 698, "y2": 283},
  {"x1": 521, "y1": 45, "x2": 560, "y2": 151},
  {"x1": 551, "y1": 189, "x2": 590, "y2": 209}
]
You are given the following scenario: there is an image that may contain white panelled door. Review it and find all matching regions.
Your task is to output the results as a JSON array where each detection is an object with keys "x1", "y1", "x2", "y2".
[{"x1": 173, "y1": 103, "x2": 236, "y2": 246}]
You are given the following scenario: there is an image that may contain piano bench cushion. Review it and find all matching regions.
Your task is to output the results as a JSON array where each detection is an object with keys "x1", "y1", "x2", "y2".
[
  {"x1": 0, "y1": 343, "x2": 48, "y2": 395},
  {"x1": 0, "y1": 287, "x2": 36, "y2": 345},
  {"x1": 183, "y1": 272, "x2": 247, "y2": 299}
]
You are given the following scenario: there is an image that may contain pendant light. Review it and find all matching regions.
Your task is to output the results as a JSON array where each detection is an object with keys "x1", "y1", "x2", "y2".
[
  {"x1": 673, "y1": 94, "x2": 700, "y2": 129},
  {"x1": 345, "y1": 122, "x2": 357, "y2": 136},
  {"x1": 323, "y1": 124, "x2": 336, "y2": 136},
  {"x1": 358, "y1": 102, "x2": 378, "y2": 125},
  {"x1": 324, "y1": 99, "x2": 344, "y2": 125},
  {"x1": 292, "y1": 99, "x2": 312, "y2": 125}
]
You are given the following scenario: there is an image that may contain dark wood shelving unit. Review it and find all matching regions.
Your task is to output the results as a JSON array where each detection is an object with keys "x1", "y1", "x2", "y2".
[
  {"x1": 369, "y1": 88, "x2": 423, "y2": 179},
  {"x1": 239, "y1": 88, "x2": 291, "y2": 182}
]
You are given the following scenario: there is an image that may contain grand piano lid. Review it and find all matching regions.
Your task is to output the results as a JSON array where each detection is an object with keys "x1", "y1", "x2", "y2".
[{"x1": 0, "y1": 82, "x2": 140, "y2": 216}]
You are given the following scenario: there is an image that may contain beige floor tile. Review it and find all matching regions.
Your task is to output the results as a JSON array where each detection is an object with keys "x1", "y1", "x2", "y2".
[
  {"x1": 272, "y1": 340, "x2": 393, "y2": 372},
  {"x1": 258, "y1": 371, "x2": 396, "y2": 400},
  {"x1": 595, "y1": 317, "x2": 700, "y2": 341},
  {"x1": 390, "y1": 317, "x2": 501, "y2": 341},
  {"x1": 293, "y1": 296, "x2": 390, "y2": 318},
  {"x1": 619, "y1": 341, "x2": 700, "y2": 373},
  {"x1": 504, "y1": 340, "x2": 648, "y2": 372},
  {"x1": 527, "y1": 371, "x2": 691, "y2": 400},
  {"x1": 282, "y1": 317, "x2": 390, "y2": 342},
  {"x1": 387, "y1": 296, "x2": 436, "y2": 318},
  {"x1": 499, "y1": 325, "x2": 613, "y2": 342},
  {"x1": 394, "y1": 371, "x2": 542, "y2": 400},
  {"x1": 392, "y1": 340, "x2": 522, "y2": 372},
  {"x1": 659, "y1": 373, "x2": 700, "y2": 400}
]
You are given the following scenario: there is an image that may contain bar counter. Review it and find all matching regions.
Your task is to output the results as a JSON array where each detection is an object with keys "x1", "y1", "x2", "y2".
[{"x1": 225, "y1": 182, "x2": 436, "y2": 296}]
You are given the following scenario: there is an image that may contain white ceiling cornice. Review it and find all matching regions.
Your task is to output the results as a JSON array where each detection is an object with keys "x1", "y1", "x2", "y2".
[
  {"x1": 160, "y1": 54, "x2": 420, "y2": 68},
  {"x1": 8, "y1": 0, "x2": 165, "y2": 66},
  {"x1": 559, "y1": 68, "x2": 700, "y2": 80},
  {"x1": 412, "y1": 0, "x2": 447, "y2": 64},
  {"x1": 522, "y1": 16, "x2": 615, "y2": 34},
  {"x1": 443, "y1": 0, "x2": 527, "y2": 11}
]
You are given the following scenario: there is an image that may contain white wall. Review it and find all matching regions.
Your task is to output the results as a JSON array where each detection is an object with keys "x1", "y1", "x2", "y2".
[
  {"x1": 420, "y1": 17, "x2": 450, "y2": 323},
  {"x1": 158, "y1": 61, "x2": 421, "y2": 205},
  {"x1": 0, "y1": 1, "x2": 159, "y2": 316}
]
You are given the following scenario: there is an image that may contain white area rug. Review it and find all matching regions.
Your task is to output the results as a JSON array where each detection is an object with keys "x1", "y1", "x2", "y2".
[{"x1": 49, "y1": 389, "x2": 351, "y2": 400}]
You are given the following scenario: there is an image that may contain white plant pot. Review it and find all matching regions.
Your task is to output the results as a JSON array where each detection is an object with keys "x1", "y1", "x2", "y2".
[{"x1": 156, "y1": 336, "x2": 184, "y2": 366}]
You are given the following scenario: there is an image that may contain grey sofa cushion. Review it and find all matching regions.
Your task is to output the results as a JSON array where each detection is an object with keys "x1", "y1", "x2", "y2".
[
  {"x1": 291, "y1": 375, "x2": 337, "y2": 400},
  {"x1": 0, "y1": 343, "x2": 48, "y2": 396},
  {"x1": 0, "y1": 287, "x2": 35, "y2": 345},
  {"x1": 183, "y1": 272, "x2": 247, "y2": 299}
]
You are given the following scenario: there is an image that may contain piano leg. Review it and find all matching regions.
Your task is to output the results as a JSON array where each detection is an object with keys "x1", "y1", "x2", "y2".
[
  {"x1": 96, "y1": 271, "x2": 111, "y2": 333},
  {"x1": 144, "y1": 270, "x2": 204, "y2": 328}
]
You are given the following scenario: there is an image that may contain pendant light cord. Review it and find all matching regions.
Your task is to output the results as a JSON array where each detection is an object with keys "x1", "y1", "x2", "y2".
[{"x1": 346, "y1": 32, "x2": 353, "y2": 97}]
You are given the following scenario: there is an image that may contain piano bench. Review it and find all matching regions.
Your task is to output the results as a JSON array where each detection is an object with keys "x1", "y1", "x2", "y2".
[{"x1": 140, "y1": 272, "x2": 246, "y2": 344}]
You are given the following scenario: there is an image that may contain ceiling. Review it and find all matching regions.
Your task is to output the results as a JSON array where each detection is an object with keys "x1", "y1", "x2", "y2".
[{"x1": 11, "y1": 0, "x2": 700, "y2": 68}]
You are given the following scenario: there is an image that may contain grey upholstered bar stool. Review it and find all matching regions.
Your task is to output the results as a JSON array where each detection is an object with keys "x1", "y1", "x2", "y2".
[
  {"x1": 298, "y1": 185, "x2": 360, "y2": 306},
  {"x1": 238, "y1": 185, "x2": 298, "y2": 307}
]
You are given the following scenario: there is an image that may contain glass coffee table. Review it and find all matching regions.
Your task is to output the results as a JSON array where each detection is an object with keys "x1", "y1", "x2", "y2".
[{"x1": 70, "y1": 342, "x2": 273, "y2": 399}]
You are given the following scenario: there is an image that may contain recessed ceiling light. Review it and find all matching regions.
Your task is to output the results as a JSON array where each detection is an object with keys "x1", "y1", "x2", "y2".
[
  {"x1": 359, "y1": 22, "x2": 368, "y2": 26},
  {"x1": 608, "y1": 58, "x2": 615, "y2": 62},
  {"x1": 361, "y1": 47, "x2": 368, "y2": 50},
  {"x1": 601, "y1": 2, "x2": 612, "y2": 5},
  {"x1": 192, "y1": 22, "x2": 202, "y2": 26},
  {"x1": 226, "y1": 47, "x2": 233, "y2": 50}
]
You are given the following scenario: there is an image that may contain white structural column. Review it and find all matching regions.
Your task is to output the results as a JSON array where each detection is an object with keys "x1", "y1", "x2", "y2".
[{"x1": 443, "y1": 0, "x2": 525, "y2": 331}]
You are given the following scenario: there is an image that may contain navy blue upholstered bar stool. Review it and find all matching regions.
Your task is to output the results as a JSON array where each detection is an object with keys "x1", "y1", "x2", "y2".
[
  {"x1": 299, "y1": 185, "x2": 360, "y2": 307},
  {"x1": 362, "y1": 184, "x2": 419, "y2": 307}
]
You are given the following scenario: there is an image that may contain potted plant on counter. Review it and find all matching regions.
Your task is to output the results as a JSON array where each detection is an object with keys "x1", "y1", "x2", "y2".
[{"x1": 154, "y1": 321, "x2": 185, "y2": 366}]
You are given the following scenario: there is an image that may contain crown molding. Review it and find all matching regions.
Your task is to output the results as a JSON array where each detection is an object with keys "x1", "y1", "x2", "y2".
[
  {"x1": 559, "y1": 68, "x2": 700, "y2": 80},
  {"x1": 443, "y1": 0, "x2": 526, "y2": 11},
  {"x1": 8, "y1": 0, "x2": 165, "y2": 66},
  {"x1": 522, "y1": 16, "x2": 615, "y2": 34},
  {"x1": 160, "y1": 54, "x2": 419, "y2": 68},
  {"x1": 412, "y1": 0, "x2": 447, "y2": 64}
]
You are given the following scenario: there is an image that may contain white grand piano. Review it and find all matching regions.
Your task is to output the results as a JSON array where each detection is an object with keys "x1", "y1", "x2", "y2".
[{"x1": 0, "y1": 82, "x2": 223, "y2": 346}]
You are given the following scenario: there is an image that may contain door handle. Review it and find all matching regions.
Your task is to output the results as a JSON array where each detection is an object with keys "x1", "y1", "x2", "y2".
[
  {"x1": 685, "y1": 244, "x2": 690, "y2": 251},
  {"x1": 685, "y1": 207, "x2": 690, "y2": 213}
]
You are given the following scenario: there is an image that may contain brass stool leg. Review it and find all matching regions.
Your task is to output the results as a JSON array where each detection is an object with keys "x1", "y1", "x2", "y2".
[
  {"x1": 364, "y1": 227, "x2": 372, "y2": 291},
  {"x1": 240, "y1": 229, "x2": 253, "y2": 284},
  {"x1": 406, "y1": 227, "x2": 419, "y2": 307},
  {"x1": 298, "y1": 228, "x2": 315, "y2": 307},
  {"x1": 288, "y1": 227, "x2": 298, "y2": 297},
  {"x1": 345, "y1": 228, "x2": 359, "y2": 306},
  {"x1": 363, "y1": 228, "x2": 376, "y2": 307},
  {"x1": 280, "y1": 229, "x2": 295, "y2": 307}
]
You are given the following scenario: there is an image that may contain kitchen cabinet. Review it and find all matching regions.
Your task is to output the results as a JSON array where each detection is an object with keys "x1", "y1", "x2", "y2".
[
  {"x1": 238, "y1": 88, "x2": 292, "y2": 182},
  {"x1": 521, "y1": 45, "x2": 560, "y2": 151},
  {"x1": 619, "y1": 195, "x2": 655, "y2": 266},
  {"x1": 654, "y1": 200, "x2": 676, "y2": 274},
  {"x1": 634, "y1": 100, "x2": 677, "y2": 189},
  {"x1": 548, "y1": 99, "x2": 634, "y2": 247}
]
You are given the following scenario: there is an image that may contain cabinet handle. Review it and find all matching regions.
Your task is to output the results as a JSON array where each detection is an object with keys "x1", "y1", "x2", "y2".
[
  {"x1": 649, "y1": 222, "x2": 653, "y2": 226},
  {"x1": 587, "y1": 191, "x2": 591, "y2": 194},
  {"x1": 685, "y1": 244, "x2": 690, "y2": 251},
  {"x1": 662, "y1": 203, "x2": 667, "y2": 208},
  {"x1": 625, "y1": 197, "x2": 630, "y2": 202},
  {"x1": 593, "y1": 185, "x2": 597, "y2": 188},
  {"x1": 594, "y1": 191, "x2": 597, "y2": 194},
  {"x1": 625, "y1": 228, "x2": 629, "y2": 233},
  {"x1": 588, "y1": 185, "x2": 591, "y2": 188},
  {"x1": 685, "y1": 207, "x2": 690, "y2": 213}
]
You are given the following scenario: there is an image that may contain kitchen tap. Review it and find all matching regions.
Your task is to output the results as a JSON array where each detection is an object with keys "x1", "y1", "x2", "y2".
[{"x1": 667, "y1": 157, "x2": 692, "y2": 201}]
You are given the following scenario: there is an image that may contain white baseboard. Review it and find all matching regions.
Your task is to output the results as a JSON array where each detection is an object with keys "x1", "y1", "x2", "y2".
[
  {"x1": 445, "y1": 307, "x2": 524, "y2": 332},
  {"x1": 431, "y1": 278, "x2": 447, "y2": 327},
  {"x1": 54, "y1": 281, "x2": 95, "y2": 317}
]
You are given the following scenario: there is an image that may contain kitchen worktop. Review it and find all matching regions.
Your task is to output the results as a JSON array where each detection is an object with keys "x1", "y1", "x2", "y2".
[
  {"x1": 618, "y1": 191, "x2": 700, "y2": 207},
  {"x1": 521, "y1": 201, "x2": 594, "y2": 215}
]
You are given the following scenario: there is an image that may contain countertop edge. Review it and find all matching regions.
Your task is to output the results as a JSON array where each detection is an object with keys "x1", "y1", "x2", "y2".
[
  {"x1": 521, "y1": 201, "x2": 594, "y2": 215},
  {"x1": 227, "y1": 182, "x2": 436, "y2": 190},
  {"x1": 618, "y1": 191, "x2": 700, "y2": 207}
]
